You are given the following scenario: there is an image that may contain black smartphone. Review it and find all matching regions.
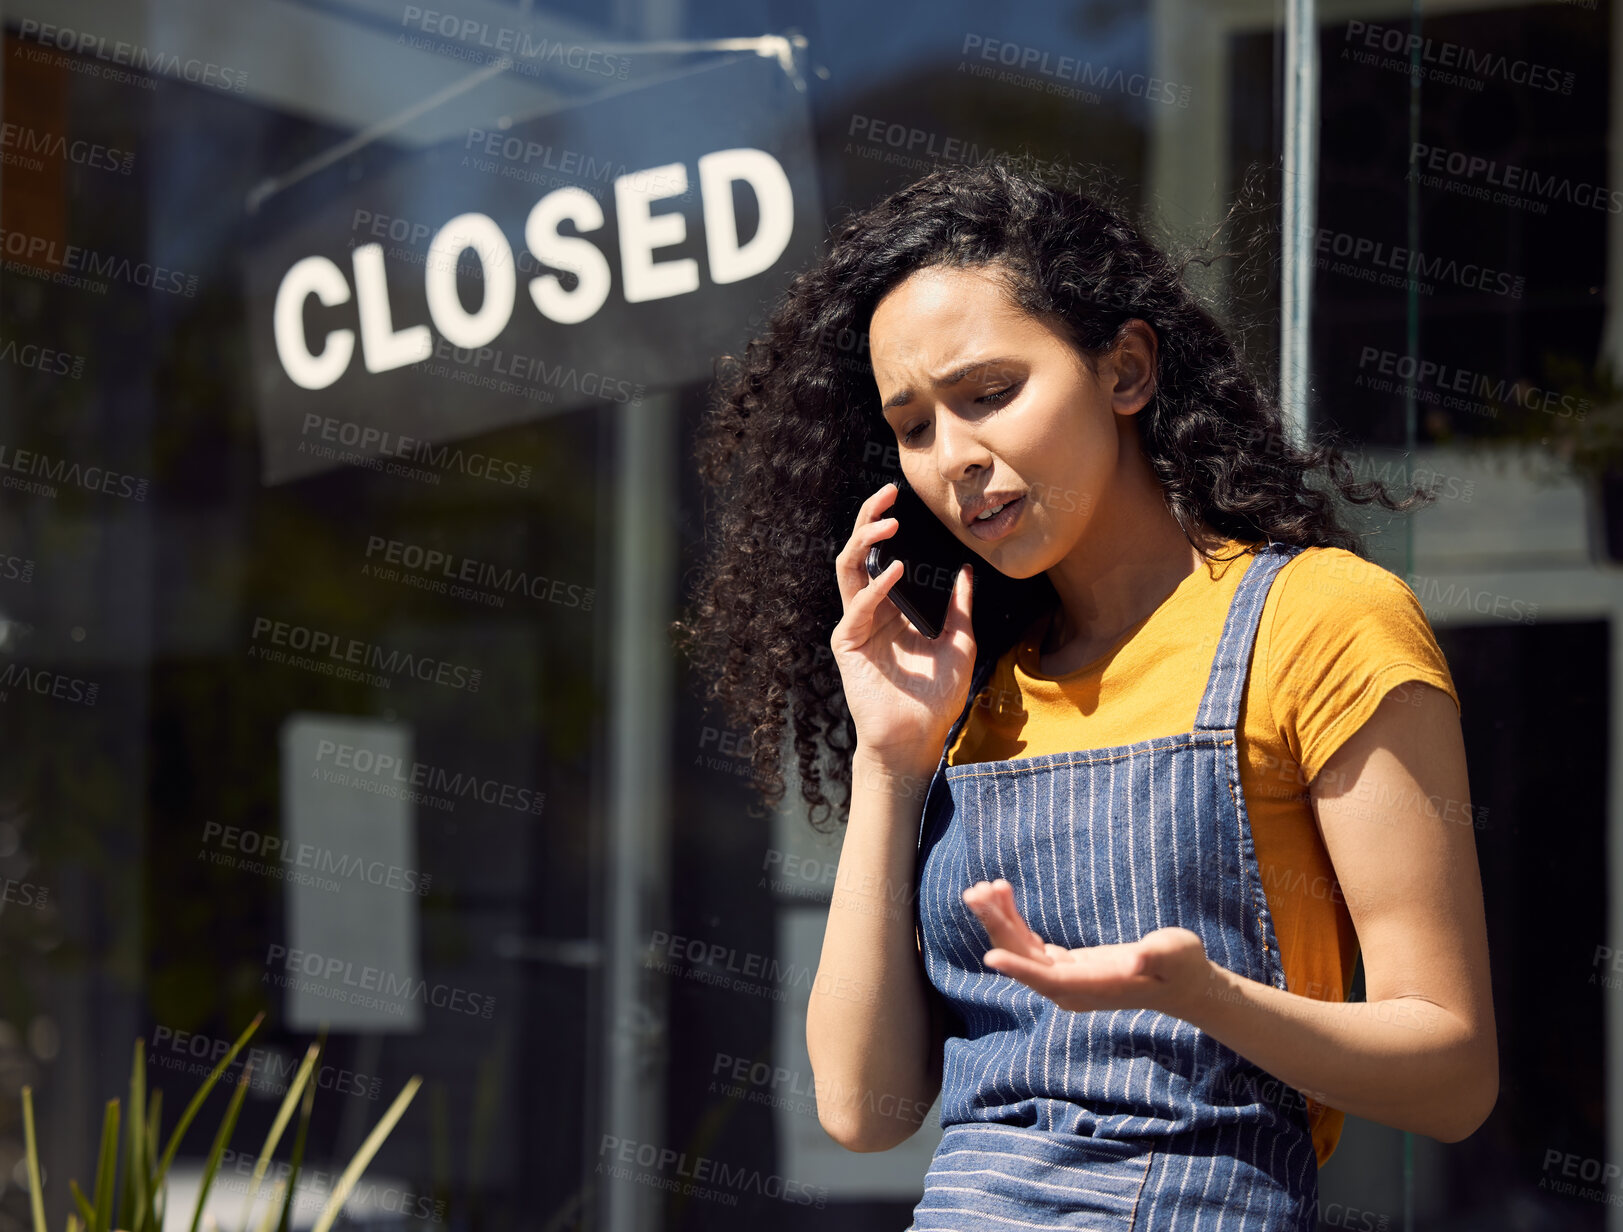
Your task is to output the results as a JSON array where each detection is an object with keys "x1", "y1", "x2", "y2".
[{"x1": 864, "y1": 480, "x2": 975, "y2": 639}]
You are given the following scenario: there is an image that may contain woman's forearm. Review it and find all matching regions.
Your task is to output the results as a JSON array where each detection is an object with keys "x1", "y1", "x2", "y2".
[
  {"x1": 1187, "y1": 963, "x2": 1498, "y2": 1143},
  {"x1": 806, "y1": 749, "x2": 941, "y2": 1152}
]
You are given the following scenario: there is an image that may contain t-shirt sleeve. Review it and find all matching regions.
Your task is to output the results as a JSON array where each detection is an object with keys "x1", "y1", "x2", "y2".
[{"x1": 1264, "y1": 548, "x2": 1460, "y2": 786}]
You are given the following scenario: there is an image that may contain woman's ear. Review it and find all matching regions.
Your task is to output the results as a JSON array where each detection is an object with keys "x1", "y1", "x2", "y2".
[{"x1": 1109, "y1": 320, "x2": 1159, "y2": 416}]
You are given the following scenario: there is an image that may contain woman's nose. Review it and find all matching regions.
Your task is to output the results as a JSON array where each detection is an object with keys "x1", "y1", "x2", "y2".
[{"x1": 934, "y1": 411, "x2": 992, "y2": 482}]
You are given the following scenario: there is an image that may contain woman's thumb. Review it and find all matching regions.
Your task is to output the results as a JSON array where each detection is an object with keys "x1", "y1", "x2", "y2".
[{"x1": 948, "y1": 561, "x2": 974, "y2": 630}]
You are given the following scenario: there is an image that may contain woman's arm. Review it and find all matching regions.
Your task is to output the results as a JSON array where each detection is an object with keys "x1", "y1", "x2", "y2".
[
  {"x1": 964, "y1": 682, "x2": 1498, "y2": 1143},
  {"x1": 811, "y1": 485, "x2": 979, "y2": 1153},
  {"x1": 806, "y1": 750, "x2": 944, "y2": 1153},
  {"x1": 1188, "y1": 681, "x2": 1498, "y2": 1141}
]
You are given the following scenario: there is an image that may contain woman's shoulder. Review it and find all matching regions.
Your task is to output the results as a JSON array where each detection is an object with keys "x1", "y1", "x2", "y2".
[
  {"x1": 1266, "y1": 542, "x2": 1435, "y2": 633},
  {"x1": 1261, "y1": 541, "x2": 1459, "y2": 781}
]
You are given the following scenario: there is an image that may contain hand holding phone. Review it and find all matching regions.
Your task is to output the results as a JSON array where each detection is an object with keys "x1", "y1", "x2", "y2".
[
  {"x1": 863, "y1": 478, "x2": 976, "y2": 639},
  {"x1": 830, "y1": 480, "x2": 979, "y2": 772}
]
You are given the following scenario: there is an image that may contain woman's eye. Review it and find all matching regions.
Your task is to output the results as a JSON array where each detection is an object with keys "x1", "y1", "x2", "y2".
[
  {"x1": 902, "y1": 423, "x2": 927, "y2": 443},
  {"x1": 978, "y1": 383, "x2": 1020, "y2": 405}
]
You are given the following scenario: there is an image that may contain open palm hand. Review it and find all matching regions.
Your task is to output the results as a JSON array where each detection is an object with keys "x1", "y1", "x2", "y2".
[{"x1": 963, "y1": 878, "x2": 1216, "y2": 1020}]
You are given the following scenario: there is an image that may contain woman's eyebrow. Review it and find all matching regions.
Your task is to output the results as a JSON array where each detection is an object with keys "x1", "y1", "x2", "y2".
[{"x1": 881, "y1": 356, "x2": 1022, "y2": 410}]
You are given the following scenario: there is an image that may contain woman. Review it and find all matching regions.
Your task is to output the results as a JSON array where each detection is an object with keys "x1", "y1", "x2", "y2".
[{"x1": 672, "y1": 156, "x2": 1497, "y2": 1229}]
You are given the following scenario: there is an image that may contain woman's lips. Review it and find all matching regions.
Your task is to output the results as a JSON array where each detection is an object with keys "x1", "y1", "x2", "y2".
[{"x1": 967, "y1": 495, "x2": 1024, "y2": 541}]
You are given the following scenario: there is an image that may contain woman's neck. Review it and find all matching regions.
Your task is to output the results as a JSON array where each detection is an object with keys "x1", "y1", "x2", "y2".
[{"x1": 1039, "y1": 525, "x2": 1222, "y2": 660}]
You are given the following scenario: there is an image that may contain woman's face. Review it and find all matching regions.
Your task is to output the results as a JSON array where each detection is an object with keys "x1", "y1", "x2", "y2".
[{"x1": 867, "y1": 263, "x2": 1155, "y2": 579}]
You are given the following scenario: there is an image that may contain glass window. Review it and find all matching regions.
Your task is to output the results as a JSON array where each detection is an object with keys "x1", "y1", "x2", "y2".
[{"x1": 0, "y1": 1, "x2": 1607, "y2": 1228}]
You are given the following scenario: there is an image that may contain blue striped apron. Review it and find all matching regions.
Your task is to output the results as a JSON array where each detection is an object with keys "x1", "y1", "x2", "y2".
[{"x1": 907, "y1": 540, "x2": 1320, "y2": 1230}]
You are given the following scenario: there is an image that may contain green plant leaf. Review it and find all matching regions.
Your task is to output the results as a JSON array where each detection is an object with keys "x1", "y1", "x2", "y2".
[
  {"x1": 90, "y1": 1098, "x2": 121, "y2": 1232},
  {"x1": 275, "y1": 1046, "x2": 320, "y2": 1232},
  {"x1": 138, "y1": 1011, "x2": 263, "y2": 1232},
  {"x1": 189, "y1": 1061, "x2": 254, "y2": 1232},
  {"x1": 20, "y1": 1086, "x2": 48, "y2": 1232},
  {"x1": 141, "y1": 1089, "x2": 163, "y2": 1232},
  {"x1": 237, "y1": 1043, "x2": 319, "y2": 1232},
  {"x1": 310, "y1": 1077, "x2": 422, "y2": 1232},
  {"x1": 120, "y1": 1040, "x2": 147, "y2": 1232},
  {"x1": 69, "y1": 1179, "x2": 95, "y2": 1232},
  {"x1": 254, "y1": 1179, "x2": 287, "y2": 1232}
]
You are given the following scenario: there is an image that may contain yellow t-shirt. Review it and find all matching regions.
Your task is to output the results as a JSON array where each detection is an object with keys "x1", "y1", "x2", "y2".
[{"x1": 946, "y1": 538, "x2": 1460, "y2": 1167}]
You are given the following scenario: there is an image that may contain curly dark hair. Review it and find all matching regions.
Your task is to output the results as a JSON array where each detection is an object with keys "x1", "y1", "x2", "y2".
[{"x1": 670, "y1": 154, "x2": 1432, "y2": 831}]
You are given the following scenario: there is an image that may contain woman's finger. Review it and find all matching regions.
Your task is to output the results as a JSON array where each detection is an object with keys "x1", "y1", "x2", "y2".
[
  {"x1": 834, "y1": 483, "x2": 900, "y2": 608},
  {"x1": 940, "y1": 560, "x2": 975, "y2": 640},
  {"x1": 835, "y1": 556, "x2": 906, "y2": 650},
  {"x1": 965, "y1": 880, "x2": 1050, "y2": 962},
  {"x1": 982, "y1": 950, "x2": 1066, "y2": 994},
  {"x1": 979, "y1": 880, "x2": 1043, "y2": 955},
  {"x1": 988, "y1": 946, "x2": 1150, "y2": 996},
  {"x1": 995, "y1": 881, "x2": 1049, "y2": 954},
  {"x1": 846, "y1": 516, "x2": 901, "y2": 600}
]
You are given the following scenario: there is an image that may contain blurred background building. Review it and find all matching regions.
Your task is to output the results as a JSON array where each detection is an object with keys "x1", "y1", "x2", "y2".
[{"x1": 0, "y1": 0, "x2": 1614, "y2": 1228}]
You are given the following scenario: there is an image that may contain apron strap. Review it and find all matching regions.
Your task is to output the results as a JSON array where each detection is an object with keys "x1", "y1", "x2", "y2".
[{"x1": 1192, "y1": 540, "x2": 1303, "y2": 732}]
